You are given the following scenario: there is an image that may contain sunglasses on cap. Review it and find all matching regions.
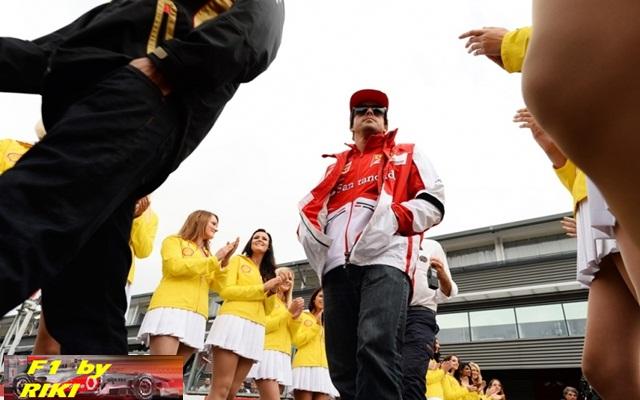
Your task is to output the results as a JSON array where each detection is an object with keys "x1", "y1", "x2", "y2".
[{"x1": 352, "y1": 106, "x2": 387, "y2": 117}]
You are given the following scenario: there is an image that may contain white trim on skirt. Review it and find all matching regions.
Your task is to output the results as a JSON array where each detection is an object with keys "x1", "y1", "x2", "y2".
[
  {"x1": 292, "y1": 366, "x2": 339, "y2": 397},
  {"x1": 247, "y1": 349, "x2": 293, "y2": 386},
  {"x1": 137, "y1": 307, "x2": 207, "y2": 350},
  {"x1": 576, "y1": 198, "x2": 619, "y2": 287},
  {"x1": 205, "y1": 314, "x2": 265, "y2": 362}
]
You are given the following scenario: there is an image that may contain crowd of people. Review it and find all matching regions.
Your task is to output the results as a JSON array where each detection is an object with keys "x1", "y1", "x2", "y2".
[{"x1": 1, "y1": 0, "x2": 639, "y2": 399}]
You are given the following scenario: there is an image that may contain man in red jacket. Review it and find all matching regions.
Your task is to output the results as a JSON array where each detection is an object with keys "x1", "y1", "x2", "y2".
[{"x1": 298, "y1": 89, "x2": 445, "y2": 400}]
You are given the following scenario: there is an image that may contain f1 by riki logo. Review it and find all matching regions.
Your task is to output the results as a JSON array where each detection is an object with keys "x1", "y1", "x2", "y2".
[
  {"x1": 18, "y1": 360, "x2": 111, "y2": 398},
  {"x1": 390, "y1": 152, "x2": 407, "y2": 165},
  {"x1": 370, "y1": 154, "x2": 382, "y2": 166},
  {"x1": 182, "y1": 247, "x2": 194, "y2": 256},
  {"x1": 341, "y1": 161, "x2": 352, "y2": 175}
]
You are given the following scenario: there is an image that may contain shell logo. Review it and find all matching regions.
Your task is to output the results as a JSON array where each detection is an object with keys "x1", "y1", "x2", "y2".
[
  {"x1": 240, "y1": 264, "x2": 252, "y2": 274},
  {"x1": 7, "y1": 153, "x2": 22, "y2": 162},
  {"x1": 182, "y1": 247, "x2": 194, "y2": 256},
  {"x1": 303, "y1": 319, "x2": 313, "y2": 327}
]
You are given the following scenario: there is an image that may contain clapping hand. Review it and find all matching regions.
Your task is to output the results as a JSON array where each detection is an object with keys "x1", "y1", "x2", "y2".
[
  {"x1": 289, "y1": 297, "x2": 305, "y2": 319},
  {"x1": 215, "y1": 237, "x2": 240, "y2": 268}
]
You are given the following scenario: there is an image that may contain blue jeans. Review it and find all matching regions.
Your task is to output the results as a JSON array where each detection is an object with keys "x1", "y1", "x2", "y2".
[
  {"x1": 323, "y1": 264, "x2": 410, "y2": 400},
  {"x1": 402, "y1": 306, "x2": 439, "y2": 400}
]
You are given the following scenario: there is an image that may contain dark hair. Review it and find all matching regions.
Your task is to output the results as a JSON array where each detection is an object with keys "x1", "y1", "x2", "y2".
[
  {"x1": 308, "y1": 287, "x2": 323, "y2": 314},
  {"x1": 454, "y1": 362, "x2": 470, "y2": 382},
  {"x1": 242, "y1": 229, "x2": 276, "y2": 282}
]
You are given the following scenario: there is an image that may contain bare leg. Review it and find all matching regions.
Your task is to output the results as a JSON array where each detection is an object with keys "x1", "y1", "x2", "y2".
[
  {"x1": 256, "y1": 379, "x2": 282, "y2": 400},
  {"x1": 226, "y1": 357, "x2": 254, "y2": 400},
  {"x1": 294, "y1": 390, "x2": 313, "y2": 400},
  {"x1": 177, "y1": 342, "x2": 197, "y2": 366},
  {"x1": 312, "y1": 393, "x2": 331, "y2": 400},
  {"x1": 523, "y1": 0, "x2": 640, "y2": 249},
  {"x1": 615, "y1": 225, "x2": 640, "y2": 302},
  {"x1": 149, "y1": 335, "x2": 180, "y2": 355},
  {"x1": 209, "y1": 347, "x2": 239, "y2": 400},
  {"x1": 582, "y1": 257, "x2": 640, "y2": 398},
  {"x1": 32, "y1": 313, "x2": 61, "y2": 355}
]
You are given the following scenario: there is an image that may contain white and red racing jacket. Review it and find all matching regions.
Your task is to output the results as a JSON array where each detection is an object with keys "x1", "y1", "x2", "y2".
[{"x1": 298, "y1": 129, "x2": 445, "y2": 279}]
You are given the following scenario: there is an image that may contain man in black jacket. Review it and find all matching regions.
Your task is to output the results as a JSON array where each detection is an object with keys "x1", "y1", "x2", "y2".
[{"x1": 0, "y1": 0, "x2": 284, "y2": 354}]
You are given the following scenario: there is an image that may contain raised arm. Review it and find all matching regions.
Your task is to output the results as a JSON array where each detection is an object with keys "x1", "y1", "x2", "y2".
[{"x1": 161, "y1": 236, "x2": 220, "y2": 278}]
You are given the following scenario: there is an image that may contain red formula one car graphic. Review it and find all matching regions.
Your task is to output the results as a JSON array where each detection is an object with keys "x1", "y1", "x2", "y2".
[{"x1": 11, "y1": 369, "x2": 180, "y2": 399}]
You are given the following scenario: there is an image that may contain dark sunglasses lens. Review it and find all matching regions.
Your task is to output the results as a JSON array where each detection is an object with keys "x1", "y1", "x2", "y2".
[
  {"x1": 353, "y1": 107, "x2": 386, "y2": 116},
  {"x1": 353, "y1": 107, "x2": 368, "y2": 116}
]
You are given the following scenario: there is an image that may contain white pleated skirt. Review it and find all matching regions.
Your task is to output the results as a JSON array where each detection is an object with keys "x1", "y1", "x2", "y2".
[
  {"x1": 137, "y1": 307, "x2": 207, "y2": 350},
  {"x1": 576, "y1": 198, "x2": 619, "y2": 287},
  {"x1": 292, "y1": 366, "x2": 339, "y2": 397},
  {"x1": 205, "y1": 314, "x2": 265, "y2": 362},
  {"x1": 247, "y1": 349, "x2": 293, "y2": 386}
]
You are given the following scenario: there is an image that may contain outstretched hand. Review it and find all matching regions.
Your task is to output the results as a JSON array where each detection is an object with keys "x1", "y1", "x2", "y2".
[
  {"x1": 459, "y1": 27, "x2": 508, "y2": 67},
  {"x1": 513, "y1": 108, "x2": 568, "y2": 165}
]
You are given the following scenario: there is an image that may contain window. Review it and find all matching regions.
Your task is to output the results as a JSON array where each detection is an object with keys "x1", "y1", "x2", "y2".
[
  {"x1": 503, "y1": 234, "x2": 576, "y2": 260},
  {"x1": 563, "y1": 301, "x2": 587, "y2": 336},
  {"x1": 516, "y1": 304, "x2": 568, "y2": 338},
  {"x1": 469, "y1": 309, "x2": 518, "y2": 341},
  {"x1": 447, "y1": 245, "x2": 496, "y2": 269},
  {"x1": 437, "y1": 312, "x2": 470, "y2": 344}
]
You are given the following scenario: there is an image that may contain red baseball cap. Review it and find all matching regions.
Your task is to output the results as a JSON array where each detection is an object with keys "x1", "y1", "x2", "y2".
[{"x1": 349, "y1": 89, "x2": 389, "y2": 109}]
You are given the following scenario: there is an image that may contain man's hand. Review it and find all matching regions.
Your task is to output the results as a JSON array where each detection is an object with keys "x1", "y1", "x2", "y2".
[
  {"x1": 133, "y1": 196, "x2": 150, "y2": 218},
  {"x1": 430, "y1": 257, "x2": 453, "y2": 297},
  {"x1": 129, "y1": 57, "x2": 171, "y2": 96},
  {"x1": 459, "y1": 27, "x2": 508, "y2": 67}
]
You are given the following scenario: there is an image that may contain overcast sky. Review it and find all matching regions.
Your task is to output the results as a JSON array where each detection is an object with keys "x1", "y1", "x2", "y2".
[{"x1": 0, "y1": 1, "x2": 571, "y2": 295}]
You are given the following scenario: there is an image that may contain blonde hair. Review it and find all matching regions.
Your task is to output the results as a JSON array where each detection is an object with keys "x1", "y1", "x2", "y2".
[
  {"x1": 275, "y1": 266, "x2": 294, "y2": 307},
  {"x1": 178, "y1": 210, "x2": 218, "y2": 251},
  {"x1": 468, "y1": 362, "x2": 483, "y2": 386}
]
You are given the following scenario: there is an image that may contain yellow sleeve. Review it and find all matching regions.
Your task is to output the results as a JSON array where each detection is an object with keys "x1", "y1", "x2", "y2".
[
  {"x1": 130, "y1": 208, "x2": 159, "y2": 259},
  {"x1": 554, "y1": 159, "x2": 577, "y2": 194},
  {"x1": 426, "y1": 368, "x2": 445, "y2": 385},
  {"x1": 265, "y1": 301, "x2": 290, "y2": 334},
  {"x1": 161, "y1": 236, "x2": 220, "y2": 278},
  {"x1": 443, "y1": 374, "x2": 469, "y2": 400},
  {"x1": 291, "y1": 313, "x2": 322, "y2": 347},
  {"x1": 208, "y1": 260, "x2": 225, "y2": 293},
  {"x1": 500, "y1": 26, "x2": 532, "y2": 73},
  {"x1": 218, "y1": 257, "x2": 265, "y2": 301}
]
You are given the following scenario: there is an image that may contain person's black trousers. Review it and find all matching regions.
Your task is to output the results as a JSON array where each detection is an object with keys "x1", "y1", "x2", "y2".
[
  {"x1": 0, "y1": 65, "x2": 183, "y2": 354},
  {"x1": 323, "y1": 264, "x2": 410, "y2": 400},
  {"x1": 402, "y1": 306, "x2": 439, "y2": 400}
]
